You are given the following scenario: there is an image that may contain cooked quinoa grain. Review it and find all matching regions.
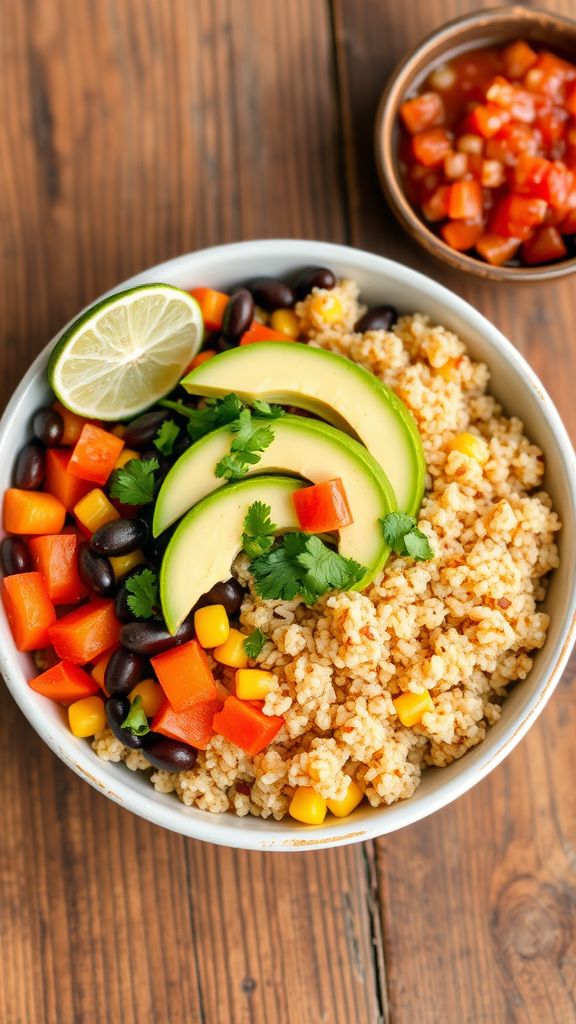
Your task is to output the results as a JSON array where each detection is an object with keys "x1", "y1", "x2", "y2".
[{"x1": 92, "y1": 281, "x2": 561, "y2": 819}]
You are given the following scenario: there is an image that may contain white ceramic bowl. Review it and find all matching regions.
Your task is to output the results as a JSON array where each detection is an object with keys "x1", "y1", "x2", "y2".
[{"x1": 1, "y1": 239, "x2": 575, "y2": 852}]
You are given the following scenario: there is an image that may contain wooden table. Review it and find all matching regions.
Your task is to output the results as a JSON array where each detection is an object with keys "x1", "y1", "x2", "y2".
[{"x1": 1, "y1": 2, "x2": 575, "y2": 1021}]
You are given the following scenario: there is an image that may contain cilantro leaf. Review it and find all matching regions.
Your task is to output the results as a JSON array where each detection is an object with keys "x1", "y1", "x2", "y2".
[
  {"x1": 154, "y1": 419, "x2": 180, "y2": 456},
  {"x1": 250, "y1": 532, "x2": 367, "y2": 605},
  {"x1": 242, "y1": 501, "x2": 278, "y2": 558},
  {"x1": 121, "y1": 696, "x2": 151, "y2": 736},
  {"x1": 109, "y1": 457, "x2": 159, "y2": 505},
  {"x1": 126, "y1": 569, "x2": 159, "y2": 619},
  {"x1": 380, "y1": 512, "x2": 434, "y2": 561},
  {"x1": 251, "y1": 400, "x2": 285, "y2": 419},
  {"x1": 404, "y1": 529, "x2": 434, "y2": 561},
  {"x1": 215, "y1": 410, "x2": 275, "y2": 480},
  {"x1": 296, "y1": 534, "x2": 365, "y2": 593},
  {"x1": 243, "y1": 628, "x2": 266, "y2": 659},
  {"x1": 161, "y1": 393, "x2": 246, "y2": 441},
  {"x1": 250, "y1": 544, "x2": 304, "y2": 601}
]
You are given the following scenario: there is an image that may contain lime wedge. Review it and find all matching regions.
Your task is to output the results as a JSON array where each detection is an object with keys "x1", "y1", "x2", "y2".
[{"x1": 48, "y1": 284, "x2": 203, "y2": 420}]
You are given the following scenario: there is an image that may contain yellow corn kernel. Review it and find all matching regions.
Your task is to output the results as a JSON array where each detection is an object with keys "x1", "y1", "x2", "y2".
[
  {"x1": 393, "y1": 689, "x2": 434, "y2": 728},
  {"x1": 68, "y1": 695, "x2": 106, "y2": 737},
  {"x1": 436, "y1": 357, "x2": 460, "y2": 381},
  {"x1": 213, "y1": 627, "x2": 249, "y2": 669},
  {"x1": 74, "y1": 488, "x2": 120, "y2": 534},
  {"x1": 91, "y1": 649, "x2": 115, "y2": 689},
  {"x1": 235, "y1": 668, "x2": 275, "y2": 700},
  {"x1": 254, "y1": 305, "x2": 269, "y2": 325},
  {"x1": 109, "y1": 549, "x2": 145, "y2": 581},
  {"x1": 327, "y1": 780, "x2": 365, "y2": 818},
  {"x1": 114, "y1": 447, "x2": 140, "y2": 470},
  {"x1": 310, "y1": 293, "x2": 343, "y2": 324},
  {"x1": 450, "y1": 431, "x2": 489, "y2": 465},
  {"x1": 194, "y1": 604, "x2": 230, "y2": 649},
  {"x1": 110, "y1": 424, "x2": 126, "y2": 438},
  {"x1": 289, "y1": 787, "x2": 327, "y2": 826},
  {"x1": 270, "y1": 309, "x2": 300, "y2": 339},
  {"x1": 129, "y1": 678, "x2": 164, "y2": 718}
]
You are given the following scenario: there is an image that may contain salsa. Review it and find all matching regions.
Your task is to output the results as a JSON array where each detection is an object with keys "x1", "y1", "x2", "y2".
[{"x1": 398, "y1": 40, "x2": 576, "y2": 267}]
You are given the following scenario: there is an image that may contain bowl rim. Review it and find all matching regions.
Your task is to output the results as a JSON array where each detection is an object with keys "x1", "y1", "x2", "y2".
[
  {"x1": 1, "y1": 237, "x2": 575, "y2": 851},
  {"x1": 374, "y1": 4, "x2": 576, "y2": 283}
]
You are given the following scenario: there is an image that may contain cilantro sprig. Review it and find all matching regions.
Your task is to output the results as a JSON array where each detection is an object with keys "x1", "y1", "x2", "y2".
[
  {"x1": 380, "y1": 512, "x2": 434, "y2": 561},
  {"x1": 215, "y1": 409, "x2": 275, "y2": 480},
  {"x1": 250, "y1": 530, "x2": 366, "y2": 605},
  {"x1": 160, "y1": 393, "x2": 283, "y2": 443},
  {"x1": 154, "y1": 419, "x2": 180, "y2": 456},
  {"x1": 242, "y1": 501, "x2": 278, "y2": 558},
  {"x1": 121, "y1": 696, "x2": 151, "y2": 737},
  {"x1": 243, "y1": 628, "x2": 266, "y2": 659},
  {"x1": 126, "y1": 569, "x2": 159, "y2": 619},
  {"x1": 109, "y1": 457, "x2": 159, "y2": 505}
]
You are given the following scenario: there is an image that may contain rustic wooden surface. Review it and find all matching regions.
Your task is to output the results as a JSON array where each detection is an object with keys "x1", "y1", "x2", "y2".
[{"x1": 0, "y1": 1, "x2": 574, "y2": 1021}]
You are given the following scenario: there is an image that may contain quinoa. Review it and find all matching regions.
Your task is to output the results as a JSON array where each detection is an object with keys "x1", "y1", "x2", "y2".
[{"x1": 93, "y1": 280, "x2": 561, "y2": 819}]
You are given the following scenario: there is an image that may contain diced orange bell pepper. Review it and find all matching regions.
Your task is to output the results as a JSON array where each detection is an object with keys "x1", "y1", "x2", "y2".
[
  {"x1": 28, "y1": 533, "x2": 86, "y2": 604},
  {"x1": 212, "y1": 696, "x2": 284, "y2": 756},
  {"x1": 44, "y1": 449, "x2": 92, "y2": 511},
  {"x1": 448, "y1": 180, "x2": 483, "y2": 220},
  {"x1": 240, "y1": 322, "x2": 295, "y2": 345},
  {"x1": 68, "y1": 424, "x2": 125, "y2": 485},
  {"x1": 189, "y1": 287, "x2": 229, "y2": 332},
  {"x1": 399, "y1": 92, "x2": 445, "y2": 135},
  {"x1": 521, "y1": 225, "x2": 567, "y2": 264},
  {"x1": 2, "y1": 572, "x2": 56, "y2": 651},
  {"x1": 441, "y1": 219, "x2": 484, "y2": 251},
  {"x1": 29, "y1": 660, "x2": 100, "y2": 703},
  {"x1": 52, "y1": 401, "x2": 99, "y2": 447},
  {"x1": 48, "y1": 599, "x2": 121, "y2": 665},
  {"x1": 151, "y1": 639, "x2": 218, "y2": 712},
  {"x1": 292, "y1": 478, "x2": 353, "y2": 532},
  {"x1": 3, "y1": 488, "x2": 66, "y2": 536},
  {"x1": 411, "y1": 128, "x2": 452, "y2": 167},
  {"x1": 151, "y1": 695, "x2": 225, "y2": 750},
  {"x1": 475, "y1": 233, "x2": 522, "y2": 266}
]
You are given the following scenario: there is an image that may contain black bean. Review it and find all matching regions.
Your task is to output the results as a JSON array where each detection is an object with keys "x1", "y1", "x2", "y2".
[
  {"x1": 222, "y1": 289, "x2": 254, "y2": 343},
  {"x1": 105, "y1": 696, "x2": 148, "y2": 749},
  {"x1": 78, "y1": 542, "x2": 115, "y2": 596},
  {"x1": 91, "y1": 518, "x2": 149, "y2": 557},
  {"x1": 115, "y1": 566, "x2": 148, "y2": 622},
  {"x1": 13, "y1": 443, "x2": 45, "y2": 490},
  {"x1": 248, "y1": 277, "x2": 296, "y2": 311},
  {"x1": 143, "y1": 735, "x2": 197, "y2": 772},
  {"x1": 120, "y1": 613, "x2": 196, "y2": 655},
  {"x1": 1, "y1": 537, "x2": 32, "y2": 576},
  {"x1": 194, "y1": 578, "x2": 245, "y2": 617},
  {"x1": 122, "y1": 410, "x2": 170, "y2": 450},
  {"x1": 215, "y1": 335, "x2": 236, "y2": 353},
  {"x1": 33, "y1": 407, "x2": 64, "y2": 447},
  {"x1": 105, "y1": 648, "x2": 146, "y2": 697},
  {"x1": 354, "y1": 305, "x2": 398, "y2": 334},
  {"x1": 293, "y1": 266, "x2": 336, "y2": 299}
]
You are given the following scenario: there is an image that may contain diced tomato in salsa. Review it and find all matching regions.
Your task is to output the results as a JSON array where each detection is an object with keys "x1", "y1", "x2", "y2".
[
  {"x1": 411, "y1": 128, "x2": 453, "y2": 167},
  {"x1": 400, "y1": 92, "x2": 445, "y2": 134},
  {"x1": 521, "y1": 225, "x2": 567, "y2": 264}
]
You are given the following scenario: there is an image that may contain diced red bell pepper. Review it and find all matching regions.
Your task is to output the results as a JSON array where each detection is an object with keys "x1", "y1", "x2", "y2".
[
  {"x1": 44, "y1": 449, "x2": 92, "y2": 511},
  {"x1": 240, "y1": 322, "x2": 295, "y2": 345},
  {"x1": 514, "y1": 155, "x2": 572, "y2": 207},
  {"x1": 3, "y1": 572, "x2": 56, "y2": 651},
  {"x1": 29, "y1": 660, "x2": 100, "y2": 703},
  {"x1": 475, "y1": 233, "x2": 522, "y2": 266},
  {"x1": 441, "y1": 219, "x2": 484, "y2": 252},
  {"x1": 503, "y1": 41, "x2": 538, "y2": 81},
  {"x1": 560, "y1": 207, "x2": 576, "y2": 234},
  {"x1": 524, "y1": 51, "x2": 576, "y2": 103},
  {"x1": 400, "y1": 92, "x2": 445, "y2": 135},
  {"x1": 189, "y1": 288, "x2": 229, "y2": 332},
  {"x1": 52, "y1": 402, "x2": 99, "y2": 447},
  {"x1": 151, "y1": 695, "x2": 225, "y2": 751},
  {"x1": 212, "y1": 696, "x2": 284, "y2": 756},
  {"x1": 566, "y1": 82, "x2": 576, "y2": 118},
  {"x1": 48, "y1": 599, "x2": 121, "y2": 665},
  {"x1": 468, "y1": 103, "x2": 510, "y2": 139},
  {"x1": 485, "y1": 122, "x2": 539, "y2": 165},
  {"x1": 292, "y1": 478, "x2": 353, "y2": 533},
  {"x1": 151, "y1": 639, "x2": 219, "y2": 712},
  {"x1": 446, "y1": 180, "x2": 482, "y2": 220},
  {"x1": 28, "y1": 533, "x2": 86, "y2": 605},
  {"x1": 421, "y1": 184, "x2": 452, "y2": 222},
  {"x1": 521, "y1": 225, "x2": 567, "y2": 264},
  {"x1": 535, "y1": 107, "x2": 569, "y2": 148},
  {"x1": 68, "y1": 424, "x2": 125, "y2": 485},
  {"x1": 490, "y1": 194, "x2": 547, "y2": 239},
  {"x1": 411, "y1": 128, "x2": 452, "y2": 167}
]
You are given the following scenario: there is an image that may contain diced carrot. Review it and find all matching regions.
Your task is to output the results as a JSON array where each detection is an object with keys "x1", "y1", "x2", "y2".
[
  {"x1": 151, "y1": 696, "x2": 225, "y2": 751},
  {"x1": 189, "y1": 288, "x2": 229, "y2": 332},
  {"x1": 503, "y1": 41, "x2": 538, "y2": 81},
  {"x1": 44, "y1": 449, "x2": 92, "y2": 511},
  {"x1": 68, "y1": 424, "x2": 125, "y2": 485},
  {"x1": 48, "y1": 600, "x2": 121, "y2": 665},
  {"x1": 521, "y1": 225, "x2": 567, "y2": 264},
  {"x1": 448, "y1": 181, "x2": 483, "y2": 220},
  {"x1": 239, "y1": 322, "x2": 296, "y2": 345},
  {"x1": 411, "y1": 128, "x2": 452, "y2": 167},
  {"x1": 28, "y1": 534, "x2": 86, "y2": 605},
  {"x1": 475, "y1": 233, "x2": 522, "y2": 266},
  {"x1": 293, "y1": 478, "x2": 353, "y2": 532},
  {"x1": 399, "y1": 92, "x2": 445, "y2": 134},
  {"x1": 2, "y1": 572, "x2": 56, "y2": 651},
  {"x1": 151, "y1": 639, "x2": 219, "y2": 712},
  {"x1": 29, "y1": 660, "x2": 99, "y2": 703},
  {"x1": 3, "y1": 488, "x2": 66, "y2": 536},
  {"x1": 441, "y1": 219, "x2": 484, "y2": 251},
  {"x1": 52, "y1": 402, "x2": 99, "y2": 447},
  {"x1": 187, "y1": 349, "x2": 216, "y2": 372},
  {"x1": 212, "y1": 696, "x2": 284, "y2": 756}
]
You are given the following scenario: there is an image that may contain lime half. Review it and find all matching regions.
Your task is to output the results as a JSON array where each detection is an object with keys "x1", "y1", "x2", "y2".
[{"x1": 48, "y1": 284, "x2": 203, "y2": 420}]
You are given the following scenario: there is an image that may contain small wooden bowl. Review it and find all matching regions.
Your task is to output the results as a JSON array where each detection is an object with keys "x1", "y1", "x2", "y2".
[{"x1": 375, "y1": 5, "x2": 576, "y2": 282}]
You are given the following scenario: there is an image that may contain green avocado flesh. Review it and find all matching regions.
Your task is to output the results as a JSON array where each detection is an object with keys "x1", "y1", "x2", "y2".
[
  {"x1": 181, "y1": 343, "x2": 426, "y2": 515},
  {"x1": 160, "y1": 476, "x2": 304, "y2": 633},
  {"x1": 154, "y1": 415, "x2": 395, "y2": 584}
]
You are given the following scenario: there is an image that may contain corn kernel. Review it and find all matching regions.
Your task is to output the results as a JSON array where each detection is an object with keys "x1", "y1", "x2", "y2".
[
  {"x1": 235, "y1": 668, "x2": 275, "y2": 700},
  {"x1": 213, "y1": 627, "x2": 249, "y2": 668},
  {"x1": 129, "y1": 678, "x2": 164, "y2": 718},
  {"x1": 109, "y1": 549, "x2": 145, "y2": 581},
  {"x1": 393, "y1": 689, "x2": 434, "y2": 728},
  {"x1": 450, "y1": 431, "x2": 489, "y2": 465},
  {"x1": 68, "y1": 695, "x2": 106, "y2": 737},
  {"x1": 289, "y1": 787, "x2": 327, "y2": 825},
  {"x1": 436, "y1": 357, "x2": 459, "y2": 381},
  {"x1": 74, "y1": 488, "x2": 120, "y2": 534},
  {"x1": 194, "y1": 604, "x2": 230, "y2": 648},
  {"x1": 327, "y1": 780, "x2": 365, "y2": 818},
  {"x1": 270, "y1": 309, "x2": 300, "y2": 339},
  {"x1": 310, "y1": 293, "x2": 343, "y2": 324},
  {"x1": 91, "y1": 649, "x2": 115, "y2": 689},
  {"x1": 254, "y1": 306, "x2": 269, "y2": 325},
  {"x1": 114, "y1": 448, "x2": 140, "y2": 470}
]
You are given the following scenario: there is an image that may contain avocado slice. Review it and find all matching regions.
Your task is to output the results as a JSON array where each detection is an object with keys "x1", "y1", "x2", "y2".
[
  {"x1": 160, "y1": 476, "x2": 304, "y2": 633},
  {"x1": 181, "y1": 343, "x2": 426, "y2": 515},
  {"x1": 154, "y1": 415, "x2": 395, "y2": 582}
]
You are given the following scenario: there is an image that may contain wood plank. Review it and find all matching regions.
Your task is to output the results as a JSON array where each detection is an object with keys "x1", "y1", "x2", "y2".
[
  {"x1": 0, "y1": 2, "x2": 382, "y2": 1023},
  {"x1": 333, "y1": 1, "x2": 576, "y2": 1021}
]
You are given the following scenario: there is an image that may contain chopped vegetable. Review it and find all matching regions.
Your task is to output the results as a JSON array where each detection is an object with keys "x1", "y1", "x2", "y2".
[
  {"x1": 44, "y1": 449, "x2": 92, "y2": 511},
  {"x1": 269, "y1": 309, "x2": 300, "y2": 339},
  {"x1": 109, "y1": 549, "x2": 146, "y2": 581},
  {"x1": 450, "y1": 431, "x2": 490, "y2": 464},
  {"x1": 125, "y1": 569, "x2": 158, "y2": 618},
  {"x1": 250, "y1": 532, "x2": 366, "y2": 604},
  {"x1": 212, "y1": 695, "x2": 284, "y2": 756},
  {"x1": 243, "y1": 628, "x2": 266, "y2": 660},
  {"x1": 114, "y1": 447, "x2": 140, "y2": 470},
  {"x1": 188, "y1": 349, "x2": 216, "y2": 371},
  {"x1": 128, "y1": 678, "x2": 164, "y2": 718},
  {"x1": 241, "y1": 500, "x2": 278, "y2": 557},
  {"x1": 522, "y1": 225, "x2": 567, "y2": 264},
  {"x1": 151, "y1": 639, "x2": 219, "y2": 711},
  {"x1": 412, "y1": 127, "x2": 453, "y2": 167},
  {"x1": 52, "y1": 401, "x2": 95, "y2": 447},
  {"x1": 214, "y1": 628, "x2": 251, "y2": 669},
  {"x1": 292, "y1": 478, "x2": 353, "y2": 533},
  {"x1": 151, "y1": 695, "x2": 224, "y2": 750},
  {"x1": 235, "y1": 668, "x2": 275, "y2": 700},
  {"x1": 30, "y1": 660, "x2": 100, "y2": 702},
  {"x1": 380, "y1": 512, "x2": 434, "y2": 561},
  {"x1": 448, "y1": 181, "x2": 483, "y2": 220},
  {"x1": 393, "y1": 689, "x2": 434, "y2": 727},
  {"x1": 3, "y1": 488, "x2": 66, "y2": 536},
  {"x1": 73, "y1": 488, "x2": 119, "y2": 535},
  {"x1": 68, "y1": 695, "x2": 106, "y2": 737},
  {"x1": 91, "y1": 648, "x2": 116, "y2": 689},
  {"x1": 188, "y1": 287, "x2": 229, "y2": 331},
  {"x1": 214, "y1": 409, "x2": 275, "y2": 480},
  {"x1": 400, "y1": 92, "x2": 445, "y2": 135},
  {"x1": 121, "y1": 695, "x2": 151, "y2": 736},
  {"x1": 29, "y1": 533, "x2": 86, "y2": 604},
  {"x1": 194, "y1": 604, "x2": 230, "y2": 649},
  {"x1": 2, "y1": 572, "x2": 56, "y2": 651},
  {"x1": 326, "y1": 780, "x2": 365, "y2": 818},
  {"x1": 48, "y1": 599, "x2": 121, "y2": 664},
  {"x1": 68, "y1": 424, "x2": 125, "y2": 485},
  {"x1": 154, "y1": 419, "x2": 180, "y2": 457},
  {"x1": 240, "y1": 322, "x2": 296, "y2": 345},
  {"x1": 289, "y1": 787, "x2": 327, "y2": 825},
  {"x1": 109, "y1": 457, "x2": 158, "y2": 505}
]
